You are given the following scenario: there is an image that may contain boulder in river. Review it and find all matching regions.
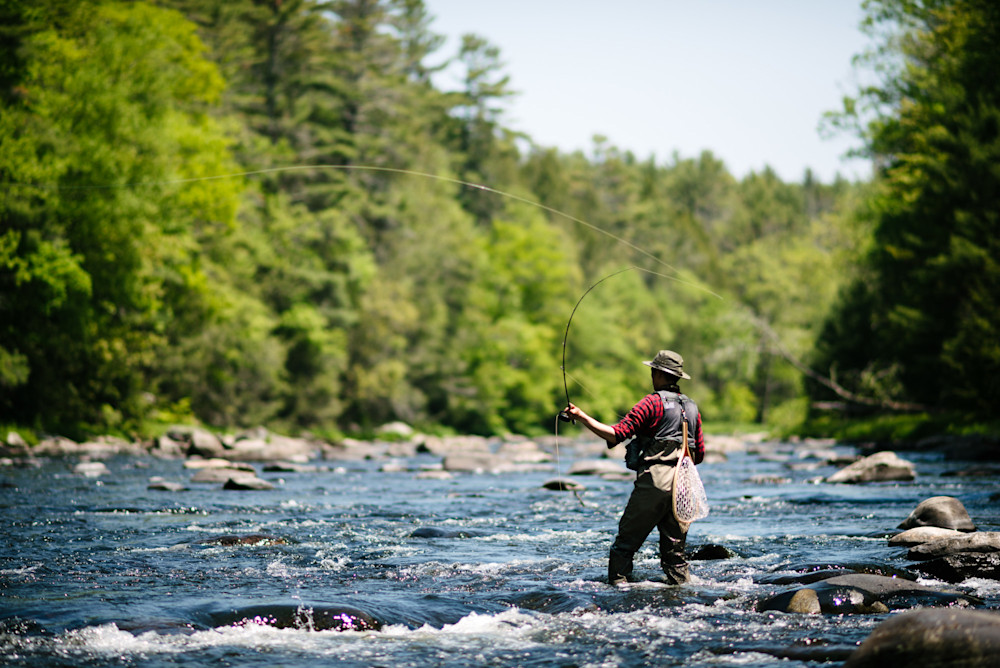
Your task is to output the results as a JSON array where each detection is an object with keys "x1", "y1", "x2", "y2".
[
  {"x1": 825, "y1": 451, "x2": 915, "y2": 484},
  {"x1": 190, "y1": 467, "x2": 258, "y2": 484},
  {"x1": 147, "y1": 477, "x2": 187, "y2": 491},
  {"x1": 568, "y1": 459, "x2": 627, "y2": 476},
  {"x1": 912, "y1": 553, "x2": 1000, "y2": 583},
  {"x1": 542, "y1": 477, "x2": 585, "y2": 491},
  {"x1": 898, "y1": 495, "x2": 976, "y2": 532},
  {"x1": 844, "y1": 608, "x2": 1000, "y2": 668},
  {"x1": 689, "y1": 544, "x2": 737, "y2": 560},
  {"x1": 222, "y1": 476, "x2": 275, "y2": 491},
  {"x1": 756, "y1": 573, "x2": 978, "y2": 614},
  {"x1": 74, "y1": 461, "x2": 110, "y2": 477},
  {"x1": 888, "y1": 526, "x2": 966, "y2": 547},
  {"x1": 442, "y1": 452, "x2": 501, "y2": 473},
  {"x1": 908, "y1": 532, "x2": 1000, "y2": 560}
]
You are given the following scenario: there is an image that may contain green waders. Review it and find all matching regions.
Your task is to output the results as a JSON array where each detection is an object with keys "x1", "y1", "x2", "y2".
[{"x1": 608, "y1": 468, "x2": 689, "y2": 585}]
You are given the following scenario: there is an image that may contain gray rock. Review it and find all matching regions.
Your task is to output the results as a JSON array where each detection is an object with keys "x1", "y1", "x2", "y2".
[
  {"x1": 184, "y1": 458, "x2": 254, "y2": 471},
  {"x1": 756, "y1": 573, "x2": 977, "y2": 615},
  {"x1": 442, "y1": 452, "x2": 501, "y2": 473},
  {"x1": 542, "y1": 477, "x2": 586, "y2": 491},
  {"x1": 190, "y1": 467, "x2": 258, "y2": 484},
  {"x1": 225, "y1": 434, "x2": 316, "y2": 463},
  {"x1": 496, "y1": 441, "x2": 552, "y2": 463},
  {"x1": 898, "y1": 495, "x2": 976, "y2": 532},
  {"x1": 844, "y1": 608, "x2": 1000, "y2": 668},
  {"x1": 746, "y1": 474, "x2": 791, "y2": 485},
  {"x1": 185, "y1": 428, "x2": 227, "y2": 459},
  {"x1": 889, "y1": 526, "x2": 966, "y2": 547},
  {"x1": 148, "y1": 477, "x2": 187, "y2": 491},
  {"x1": 913, "y1": 553, "x2": 1000, "y2": 583},
  {"x1": 223, "y1": 476, "x2": 275, "y2": 491},
  {"x1": 74, "y1": 461, "x2": 110, "y2": 477},
  {"x1": 418, "y1": 435, "x2": 491, "y2": 457},
  {"x1": 415, "y1": 470, "x2": 454, "y2": 480},
  {"x1": 150, "y1": 434, "x2": 186, "y2": 458},
  {"x1": 908, "y1": 532, "x2": 1000, "y2": 560},
  {"x1": 4, "y1": 431, "x2": 27, "y2": 448},
  {"x1": 568, "y1": 459, "x2": 627, "y2": 476},
  {"x1": 376, "y1": 421, "x2": 414, "y2": 438},
  {"x1": 262, "y1": 462, "x2": 322, "y2": 473},
  {"x1": 33, "y1": 436, "x2": 78, "y2": 456},
  {"x1": 825, "y1": 451, "x2": 915, "y2": 483},
  {"x1": 323, "y1": 440, "x2": 386, "y2": 461}
]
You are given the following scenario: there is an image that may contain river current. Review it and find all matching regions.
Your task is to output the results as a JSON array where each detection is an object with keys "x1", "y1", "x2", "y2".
[{"x1": 1, "y1": 436, "x2": 998, "y2": 667}]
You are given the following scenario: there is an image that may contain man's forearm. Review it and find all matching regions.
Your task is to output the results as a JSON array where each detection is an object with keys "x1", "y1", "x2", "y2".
[{"x1": 581, "y1": 415, "x2": 616, "y2": 446}]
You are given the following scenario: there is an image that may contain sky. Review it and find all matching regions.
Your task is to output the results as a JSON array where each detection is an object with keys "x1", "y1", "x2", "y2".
[{"x1": 422, "y1": 1, "x2": 873, "y2": 183}]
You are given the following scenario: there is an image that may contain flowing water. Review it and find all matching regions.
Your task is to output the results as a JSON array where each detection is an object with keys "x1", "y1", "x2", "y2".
[{"x1": 1, "y1": 438, "x2": 998, "y2": 667}]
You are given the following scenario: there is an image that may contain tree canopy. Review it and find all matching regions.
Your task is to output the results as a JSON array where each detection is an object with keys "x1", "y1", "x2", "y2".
[{"x1": 2, "y1": 0, "x2": 993, "y2": 441}]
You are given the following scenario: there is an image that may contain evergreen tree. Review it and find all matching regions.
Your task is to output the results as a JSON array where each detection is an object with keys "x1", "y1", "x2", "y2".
[{"x1": 814, "y1": 0, "x2": 1000, "y2": 416}]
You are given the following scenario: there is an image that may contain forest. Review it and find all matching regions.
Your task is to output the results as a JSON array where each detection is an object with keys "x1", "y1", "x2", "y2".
[{"x1": 1, "y1": 0, "x2": 997, "y2": 442}]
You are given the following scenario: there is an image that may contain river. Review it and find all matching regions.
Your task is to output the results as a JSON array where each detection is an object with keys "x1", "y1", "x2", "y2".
[{"x1": 1, "y1": 437, "x2": 997, "y2": 667}]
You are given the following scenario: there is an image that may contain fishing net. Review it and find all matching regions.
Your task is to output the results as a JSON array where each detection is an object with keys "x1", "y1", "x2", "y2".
[
  {"x1": 672, "y1": 421, "x2": 709, "y2": 526},
  {"x1": 672, "y1": 454, "x2": 709, "y2": 525}
]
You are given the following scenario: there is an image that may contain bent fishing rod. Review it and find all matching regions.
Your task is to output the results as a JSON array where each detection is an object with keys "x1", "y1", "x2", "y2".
[{"x1": 557, "y1": 266, "x2": 637, "y2": 423}]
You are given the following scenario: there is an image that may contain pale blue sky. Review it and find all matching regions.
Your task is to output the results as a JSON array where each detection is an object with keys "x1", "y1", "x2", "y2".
[{"x1": 422, "y1": 1, "x2": 872, "y2": 183}]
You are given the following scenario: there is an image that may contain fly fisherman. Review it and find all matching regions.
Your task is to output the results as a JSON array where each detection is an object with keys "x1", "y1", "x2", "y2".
[{"x1": 565, "y1": 349, "x2": 705, "y2": 585}]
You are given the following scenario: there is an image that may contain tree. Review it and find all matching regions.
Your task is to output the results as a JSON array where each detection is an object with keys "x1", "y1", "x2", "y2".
[
  {"x1": 0, "y1": 0, "x2": 239, "y2": 433},
  {"x1": 814, "y1": 0, "x2": 1000, "y2": 416}
]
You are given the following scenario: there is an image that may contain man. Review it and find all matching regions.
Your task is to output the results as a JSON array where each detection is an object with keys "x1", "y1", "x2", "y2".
[{"x1": 565, "y1": 349, "x2": 705, "y2": 585}]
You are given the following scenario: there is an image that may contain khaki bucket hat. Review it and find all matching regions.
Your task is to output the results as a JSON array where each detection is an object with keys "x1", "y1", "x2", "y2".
[{"x1": 643, "y1": 350, "x2": 691, "y2": 380}]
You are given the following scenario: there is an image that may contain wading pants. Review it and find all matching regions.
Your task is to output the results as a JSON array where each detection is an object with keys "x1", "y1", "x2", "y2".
[{"x1": 608, "y1": 469, "x2": 688, "y2": 585}]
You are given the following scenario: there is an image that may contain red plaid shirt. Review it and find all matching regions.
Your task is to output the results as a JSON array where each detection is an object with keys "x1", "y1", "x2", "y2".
[{"x1": 612, "y1": 393, "x2": 705, "y2": 464}]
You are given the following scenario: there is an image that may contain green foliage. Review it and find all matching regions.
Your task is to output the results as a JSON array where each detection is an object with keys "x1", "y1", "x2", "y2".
[
  {"x1": 815, "y1": 0, "x2": 1000, "y2": 419},
  {"x1": 3, "y1": 0, "x2": 875, "y2": 439}
]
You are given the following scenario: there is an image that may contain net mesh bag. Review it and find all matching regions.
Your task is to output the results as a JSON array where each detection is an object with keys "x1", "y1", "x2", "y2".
[{"x1": 672, "y1": 422, "x2": 709, "y2": 526}]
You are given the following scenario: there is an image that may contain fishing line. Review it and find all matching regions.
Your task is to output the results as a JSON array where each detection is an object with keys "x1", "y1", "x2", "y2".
[{"x1": 3, "y1": 164, "x2": 723, "y2": 301}]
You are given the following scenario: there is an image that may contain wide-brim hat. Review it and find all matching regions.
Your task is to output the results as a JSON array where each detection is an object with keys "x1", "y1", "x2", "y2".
[{"x1": 643, "y1": 349, "x2": 691, "y2": 380}]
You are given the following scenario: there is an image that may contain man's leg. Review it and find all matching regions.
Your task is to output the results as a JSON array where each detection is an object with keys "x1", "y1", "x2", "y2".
[
  {"x1": 609, "y1": 475, "x2": 668, "y2": 584},
  {"x1": 657, "y1": 499, "x2": 689, "y2": 584}
]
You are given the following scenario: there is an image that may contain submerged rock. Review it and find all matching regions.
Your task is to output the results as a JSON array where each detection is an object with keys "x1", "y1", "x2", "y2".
[
  {"x1": 825, "y1": 451, "x2": 914, "y2": 484},
  {"x1": 898, "y1": 496, "x2": 977, "y2": 532},
  {"x1": 208, "y1": 602, "x2": 381, "y2": 631},
  {"x1": 913, "y1": 553, "x2": 1000, "y2": 583},
  {"x1": 199, "y1": 534, "x2": 289, "y2": 546},
  {"x1": 845, "y1": 608, "x2": 1000, "y2": 667},
  {"x1": 757, "y1": 573, "x2": 977, "y2": 614},
  {"x1": 689, "y1": 544, "x2": 736, "y2": 560},
  {"x1": 409, "y1": 527, "x2": 481, "y2": 539},
  {"x1": 542, "y1": 477, "x2": 585, "y2": 491}
]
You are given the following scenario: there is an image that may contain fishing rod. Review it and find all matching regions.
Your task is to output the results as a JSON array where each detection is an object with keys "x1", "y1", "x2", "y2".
[
  {"x1": 558, "y1": 266, "x2": 637, "y2": 423},
  {"x1": 557, "y1": 264, "x2": 717, "y2": 422}
]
